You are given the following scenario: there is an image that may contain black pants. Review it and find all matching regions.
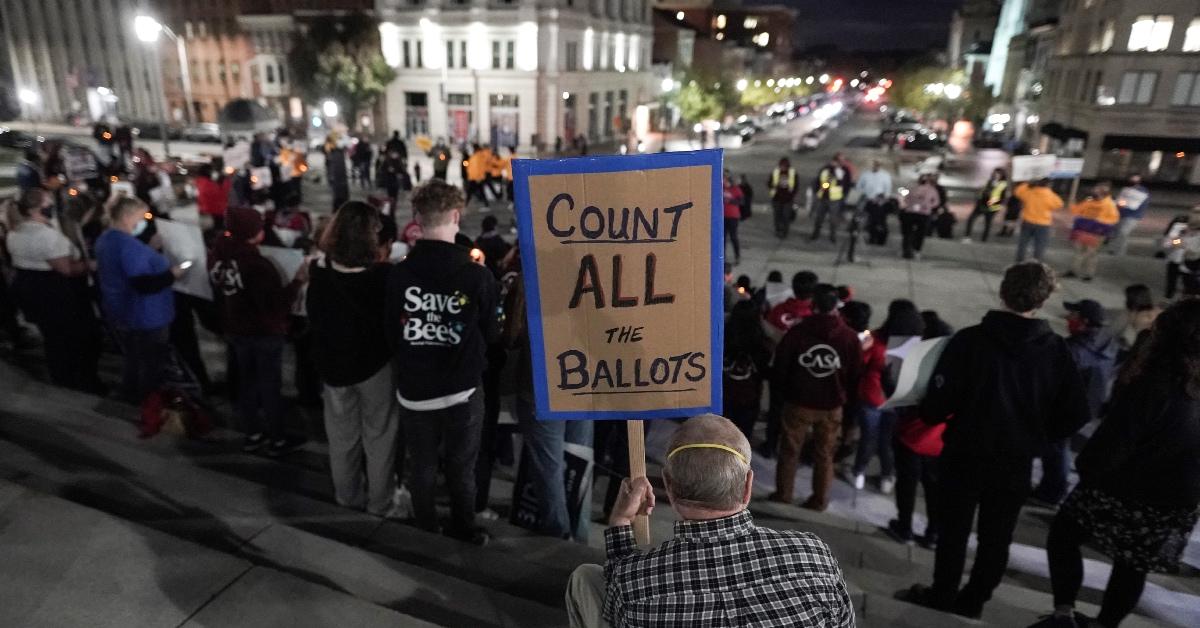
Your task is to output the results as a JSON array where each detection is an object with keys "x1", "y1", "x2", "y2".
[
  {"x1": 331, "y1": 183, "x2": 349, "y2": 211},
  {"x1": 170, "y1": 294, "x2": 212, "y2": 392},
  {"x1": 1048, "y1": 510, "x2": 1146, "y2": 627},
  {"x1": 595, "y1": 419, "x2": 631, "y2": 516},
  {"x1": 964, "y1": 206, "x2": 997, "y2": 241},
  {"x1": 1166, "y1": 262, "x2": 1183, "y2": 299},
  {"x1": 771, "y1": 200, "x2": 792, "y2": 238},
  {"x1": 901, "y1": 213, "x2": 930, "y2": 258},
  {"x1": 864, "y1": 201, "x2": 891, "y2": 245},
  {"x1": 230, "y1": 335, "x2": 285, "y2": 440},
  {"x1": 761, "y1": 384, "x2": 785, "y2": 456},
  {"x1": 116, "y1": 326, "x2": 173, "y2": 404},
  {"x1": 404, "y1": 389, "x2": 483, "y2": 535},
  {"x1": 724, "y1": 399, "x2": 760, "y2": 442},
  {"x1": 724, "y1": 217, "x2": 741, "y2": 261},
  {"x1": 932, "y1": 463, "x2": 1028, "y2": 613},
  {"x1": 894, "y1": 440, "x2": 939, "y2": 537}
]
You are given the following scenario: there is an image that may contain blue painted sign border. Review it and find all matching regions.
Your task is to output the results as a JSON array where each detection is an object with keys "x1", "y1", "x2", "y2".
[{"x1": 513, "y1": 149, "x2": 725, "y2": 421}]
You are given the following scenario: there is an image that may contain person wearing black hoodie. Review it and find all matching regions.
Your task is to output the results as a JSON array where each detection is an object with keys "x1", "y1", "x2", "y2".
[
  {"x1": 1031, "y1": 299, "x2": 1200, "y2": 628},
  {"x1": 306, "y1": 202, "x2": 399, "y2": 517},
  {"x1": 898, "y1": 262, "x2": 1091, "y2": 619},
  {"x1": 385, "y1": 180, "x2": 502, "y2": 545}
]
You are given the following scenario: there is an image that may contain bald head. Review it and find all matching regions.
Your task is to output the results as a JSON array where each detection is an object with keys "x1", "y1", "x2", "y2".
[{"x1": 664, "y1": 414, "x2": 752, "y2": 512}]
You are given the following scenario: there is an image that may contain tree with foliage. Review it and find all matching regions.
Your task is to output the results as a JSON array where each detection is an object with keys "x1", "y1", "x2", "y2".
[
  {"x1": 289, "y1": 13, "x2": 396, "y2": 131},
  {"x1": 740, "y1": 81, "x2": 814, "y2": 109},
  {"x1": 674, "y1": 80, "x2": 725, "y2": 123}
]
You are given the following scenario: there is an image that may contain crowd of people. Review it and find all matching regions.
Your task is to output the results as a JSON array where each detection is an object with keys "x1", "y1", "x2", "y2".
[{"x1": 3, "y1": 127, "x2": 1200, "y2": 628}]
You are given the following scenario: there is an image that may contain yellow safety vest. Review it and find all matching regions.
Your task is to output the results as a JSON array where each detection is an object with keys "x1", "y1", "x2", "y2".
[
  {"x1": 987, "y1": 181, "x2": 1008, "y2": 209},
  {"x1": 820, "y1": 169, "x2": 845, "y2": 202},
  {"x1": 771, "y1": 168, "x2": 797, "y2": 190}
]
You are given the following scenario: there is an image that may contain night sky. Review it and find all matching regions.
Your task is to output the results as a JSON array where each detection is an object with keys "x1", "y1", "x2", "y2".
[{"x1": 746, "y1": 0, "x2": 965, "y2": 52}]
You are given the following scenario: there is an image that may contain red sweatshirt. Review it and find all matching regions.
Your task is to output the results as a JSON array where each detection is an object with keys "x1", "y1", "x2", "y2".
[
  {"x1": 772, "y1": 312, "x2": 862, "y2": 410},
  {"x1": 857, "y1": 334, "x2": 887, "y2": 408},
  {"x1": 208, "y1": 240, "x2": 302, "y2": 337},
  {"x1": 196, "y1": 176, "x2": 232, "y2": 218}
]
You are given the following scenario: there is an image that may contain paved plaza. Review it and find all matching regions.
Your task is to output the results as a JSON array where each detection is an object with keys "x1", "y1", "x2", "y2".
[{"x1": 1, "y1": 111, "x2": 1198, "y2": 627}]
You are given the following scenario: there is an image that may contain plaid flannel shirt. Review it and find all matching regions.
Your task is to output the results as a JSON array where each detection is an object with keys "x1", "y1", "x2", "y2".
[{"x1": 602, "y1": 510, "x2": 855, "y2": 627}]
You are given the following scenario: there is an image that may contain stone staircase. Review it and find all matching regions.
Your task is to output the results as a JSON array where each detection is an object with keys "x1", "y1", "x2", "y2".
[{"x1": 0, "y1": 359, "x2": 1192, "y2": 627}]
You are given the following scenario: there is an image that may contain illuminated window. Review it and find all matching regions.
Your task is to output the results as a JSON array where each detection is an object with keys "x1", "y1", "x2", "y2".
[
  {"x1": 715, "y1": 15, "x2": 726, "y2": 29},
  {"x1": 1128, "y1": 15, "x2": 1173, "y2": 52},
  {"x1": 744, "y1": 17, "x2": 758, "y2": 29},
  {"x1": 1184, "y1": 18, "x2": 1200, "y2": 52}
]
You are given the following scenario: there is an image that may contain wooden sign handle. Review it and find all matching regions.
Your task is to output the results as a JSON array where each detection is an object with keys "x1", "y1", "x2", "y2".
[{"x1": 626, "y1": 419, "x2": 651, "y2": 545}]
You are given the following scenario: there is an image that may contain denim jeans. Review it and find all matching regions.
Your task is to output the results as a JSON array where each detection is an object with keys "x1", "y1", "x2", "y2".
[
  {"x1": 115, "y1": 326, "x2": 173, "y2": 403},
  {"x1": 1032, "y1": 437, "x2": 1071, "y2": 504},
  {"x1": 229, "y1": 335, "x2": 286, "y2": 440},
  {"x1": 517, "y1": 396, "x2": 593, "y2": 541},
  {"x1": 1016, "y1": 222, "x2": 1050, "y2": 262},
  {"x1": 852, "y1": 406, "x2": 895, "y2": 477},
  {"x1": 1109, "y1": 217, "x2": 1139, "y2": 256}
]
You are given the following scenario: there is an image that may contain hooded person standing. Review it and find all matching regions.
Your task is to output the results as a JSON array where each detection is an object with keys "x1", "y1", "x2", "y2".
[
  {"x1": 898, "y1": 262, "x2": 1091, "y2": 620},
  {"x1": 209, "y1": 206, "x2": 308, "y2": 456},
  {"x1": 1030, "y1": 299, "x2": 1117, "y2": 508},
  {"x1": 385, "y1": 180, "x2": 502, "y2": 545},
  {"x1": 768, "y1": 284, "x2": 862, "y2": 512}
]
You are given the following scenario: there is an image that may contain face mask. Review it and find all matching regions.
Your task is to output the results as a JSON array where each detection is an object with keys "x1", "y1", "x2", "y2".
[
  {"x1": 131, "y1": 218, "x2": 149, "y2": 237},
  {"x1": 1067, "y1": 316, "x2": 1087, "y2": 336},
  {"x1": 39, "y1": 206, "x2": 54, "y2": 219}
]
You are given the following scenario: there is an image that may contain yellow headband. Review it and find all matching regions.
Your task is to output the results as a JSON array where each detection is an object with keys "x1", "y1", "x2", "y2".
[{"x1": 667, "y1": 443, "x2": 749, "y2": 465}]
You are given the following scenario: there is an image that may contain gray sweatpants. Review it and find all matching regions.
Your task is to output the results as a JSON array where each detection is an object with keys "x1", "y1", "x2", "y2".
[{"x1": 323, "y1": 363, "x2": 400, "y2": 515}]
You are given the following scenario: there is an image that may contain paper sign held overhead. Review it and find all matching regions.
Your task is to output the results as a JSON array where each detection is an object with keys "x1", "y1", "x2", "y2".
[{"x1": 513, "y1": 150, "x2": 724, "y2": 421}]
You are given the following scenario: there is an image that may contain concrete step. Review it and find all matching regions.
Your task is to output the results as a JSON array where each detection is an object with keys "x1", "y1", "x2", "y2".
[
  {"x1": 0, "y1": 479, "x2": 434, "y2": 628},
  {"x1": 0, "y1": 368, "x2": 573, "y2": 625}
]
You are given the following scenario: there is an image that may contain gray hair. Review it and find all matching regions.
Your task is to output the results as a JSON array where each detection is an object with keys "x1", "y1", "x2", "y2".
[{"x1": 663, "y1": 415, "x2": 752, "y2": 511}]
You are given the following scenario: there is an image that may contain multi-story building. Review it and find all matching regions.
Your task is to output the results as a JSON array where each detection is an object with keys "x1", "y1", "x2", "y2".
[
  {"x1": 160, "y1": 1, "x2": 256, "y2": 125},
  {"x1": 656, "y1": 5, "x2": 795, "y2": 76},
  {"x1": 377, "y1": 0, "x2": 655, "y2": 150},
  {"x1": 995, "y1": 0, "x2": 1062, "y2": 142},
  {"x1": 1041, "y1": 0, "x2": 1200, "y2": 184},
  {"x1": 947, "y1": 0, "x2": 1002, "y2": 78},
  {"x1": 0, "y1": 0, "x2": 169, "y2": 123}
]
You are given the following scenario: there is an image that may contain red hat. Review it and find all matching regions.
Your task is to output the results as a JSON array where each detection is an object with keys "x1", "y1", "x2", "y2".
[{"x1": 226, "y1": 206, "x2": 263, "y2": 241}]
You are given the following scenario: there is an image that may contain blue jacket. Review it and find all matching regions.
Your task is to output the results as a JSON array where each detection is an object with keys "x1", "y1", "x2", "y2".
[
  {"x1": 95, "y1": 229, "x2": 175, "y2": 330},
  {"x1": 1066, "y1": 329, "x2": 1117, "y2": 418}
]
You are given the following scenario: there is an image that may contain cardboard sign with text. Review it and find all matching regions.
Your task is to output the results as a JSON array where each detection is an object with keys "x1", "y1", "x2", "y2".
[{"x1": 513, "y1": 150, "x2": 724, "y2": 421}]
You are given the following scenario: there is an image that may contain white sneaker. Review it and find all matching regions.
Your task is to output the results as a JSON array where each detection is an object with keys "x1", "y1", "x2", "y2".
[
  {"x1": 383, "y1": 484, "x2": 414, "y2": 520},
  {"x1": 960, "y1": 237, "x2": 972, "y2": 243},
  {"x1": 854, "y1": 474, "x2": 866, "y2": 490},
  {"x1": 476, "y1": 507, "x2": 500, "y2": 522},
  {"x1": 880, "y1": 476, "x2": 895, "y2": 495}
]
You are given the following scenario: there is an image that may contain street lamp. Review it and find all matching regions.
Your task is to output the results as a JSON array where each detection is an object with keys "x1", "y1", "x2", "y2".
[
  {"x1": 18, "y1": 89, "x2": 39, "y2": 136},
  {"x1": 819, "y1": 74, "x2": 830, "y2": 85},
  {"x1": 660, "y1": 78, "x2": 675, "y2": 93},
  {"x1": 944, "y1": 84, "x2": 963, "y2": 100},
  {"x1": 736, "y1": 78, "x2": 748, "y2": 92},
  {"x1": 322, "y1": 99, "x2": 339, "y2": 119},
  {"x1": 135, "y1": 14, "x2": 194, "y2": 156}
]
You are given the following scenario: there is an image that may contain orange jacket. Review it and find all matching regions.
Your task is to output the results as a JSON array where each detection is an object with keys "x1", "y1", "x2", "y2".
[
  {"x1": 1014, "y1": 182, "x2": 1064, "y2": 227},
  {"x1": 1070, "y1": 195, "x2": 1119, "y2": 226},
  {"x1": 467, "y1": 149, "x2": 492, "y2": 182}
]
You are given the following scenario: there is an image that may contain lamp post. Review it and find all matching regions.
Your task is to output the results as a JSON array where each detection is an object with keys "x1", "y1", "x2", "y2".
[
  {"x1": 135, "y1": 14, "x2": 194, "y2": 157},
  {"x1": 18, "y1": 88, "x2": 39, "y2": 137}
]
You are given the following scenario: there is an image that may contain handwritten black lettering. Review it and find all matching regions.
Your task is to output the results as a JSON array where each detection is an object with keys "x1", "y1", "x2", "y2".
[
  {"x1": 644, "y1": 253, "x2": 675, "y2": 306},
  {"x1": 568, "y1": 254, "x2": 605, "y2": 309},
  {"x1": 611, "y1": 255, "x2": 637, "y2": 308},
  {"x1": 547, "y1": 193, "x2": 575, "y2": 237}
]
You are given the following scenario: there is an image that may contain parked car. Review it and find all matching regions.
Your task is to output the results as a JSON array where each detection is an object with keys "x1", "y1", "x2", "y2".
[
  {"x1": 130, "y1": 122, "x2": 183, "y2": 141},
  {"x1": 898, "y1": 128, "x2": 946, "y2": 151},
  {"x1": 791, "y1": 128, "x2": 826, "y2": 152},
  {"x1": 0, "y1": 126, "x2": 35, "y2": 149},
  {"x1": 183, "y1": 123, "x2": 221, "y2": 143}
]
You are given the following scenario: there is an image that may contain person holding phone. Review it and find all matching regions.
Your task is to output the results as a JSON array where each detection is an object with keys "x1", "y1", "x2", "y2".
[{"x1": 95, "y1": 196, "x2": 190, "y2": 403}]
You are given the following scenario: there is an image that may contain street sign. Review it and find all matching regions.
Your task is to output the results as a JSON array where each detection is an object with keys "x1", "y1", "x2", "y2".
[{"x1": 513, "y1": 149, "x2": 724, "y2": 421}]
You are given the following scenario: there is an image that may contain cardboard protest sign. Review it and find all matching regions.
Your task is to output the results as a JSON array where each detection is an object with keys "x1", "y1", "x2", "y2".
[
  {"x1": 223, "y1": 142, "x2": 251, "y2": 171},
  {"x1": 1011, "y1": 155, "x2": 1057, "y2": 181},
  {"x1": 155, "y1": 218, "x2": 212, "y2": 301},
  {"x1": 259, "y1": 245, "x2": 307, "y2": 316},
  {"x1": 882, "y1": 336, "x2": 950, "y2": 409},
  {"x1": 513, "y1": 150, "x2": 724, "y2": 421}
]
